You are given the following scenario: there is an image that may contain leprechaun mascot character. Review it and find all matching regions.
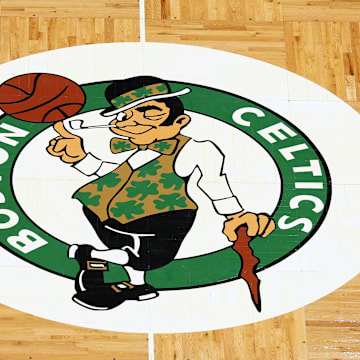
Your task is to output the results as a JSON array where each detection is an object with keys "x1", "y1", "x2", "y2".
[{"x1": 47, "y1": 76, "x2": 275, "y2": 310}]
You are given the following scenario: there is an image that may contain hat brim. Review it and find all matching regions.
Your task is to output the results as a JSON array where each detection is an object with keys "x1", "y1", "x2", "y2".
[{"x1": 101, "y1": 88, "x2": 191, "y2": 117}]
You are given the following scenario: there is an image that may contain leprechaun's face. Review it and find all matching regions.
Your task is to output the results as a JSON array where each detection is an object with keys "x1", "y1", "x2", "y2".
[{"x1": 109, "y1": 100, "x2": 190, "y2": 145}]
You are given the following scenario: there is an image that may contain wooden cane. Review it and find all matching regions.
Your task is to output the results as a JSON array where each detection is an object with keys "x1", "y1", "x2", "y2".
[{"x1": 232, "y1": 227, "x2": 261, "y2": 312}]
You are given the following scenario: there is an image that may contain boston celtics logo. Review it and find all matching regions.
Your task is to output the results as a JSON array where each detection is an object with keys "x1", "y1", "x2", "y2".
[
  {"x1": 0, "y1": 72, "x2": 330, "y2": 314},
  {"x1": 1, "y1": 42, "x2": 358, "y2": 333}
]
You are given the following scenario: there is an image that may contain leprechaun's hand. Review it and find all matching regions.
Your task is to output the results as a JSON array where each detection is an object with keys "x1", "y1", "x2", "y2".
[
  {"x1": 46, "y1": 121, "x2": 86, "y2": 163},
  {"x1": 223, "y1": 211, "x2": 275, "y2": 242}
]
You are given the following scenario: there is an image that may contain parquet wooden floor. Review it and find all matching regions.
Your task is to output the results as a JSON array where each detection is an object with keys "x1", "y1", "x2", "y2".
[{"x1": 0, "y1": 1, "x2": 359, "y2": 359}]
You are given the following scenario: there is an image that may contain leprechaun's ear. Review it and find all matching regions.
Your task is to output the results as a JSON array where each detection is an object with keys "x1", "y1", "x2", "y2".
[{"x1": 174, "y1": 114, "x2": 191, "y2": 128}]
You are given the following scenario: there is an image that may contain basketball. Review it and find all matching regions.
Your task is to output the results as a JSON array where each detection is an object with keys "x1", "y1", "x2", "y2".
[{"x1": 0, "y1": 73, "x2": 86, "y2": 122}]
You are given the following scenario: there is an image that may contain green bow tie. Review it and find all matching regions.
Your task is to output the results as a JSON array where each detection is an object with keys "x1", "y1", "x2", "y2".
[{"x1": 110, "y1": 138, "x2": 178, "y2": 155}]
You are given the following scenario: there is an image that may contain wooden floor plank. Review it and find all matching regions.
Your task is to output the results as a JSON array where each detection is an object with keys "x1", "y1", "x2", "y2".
[
  {"x1": 1, "y1": 0, "x2": 139, "y2": 18},
  {"x1": 154, "y1": 310, "x2": 308, "y2": 360},
  {"x1": 0, "y1": 304, "x2": 148, "y2": 360},
  {"x1": 146, "y1": 19, "x2": 286, "y2": 67},
  {"x1": 0, "y1": 16, "x2": 140, "y2": 63},
  {"x1": 283, "y1": 0, "x2": 360, "y2": 22},
  {"x1": 146, "y1": 0, "x2": 284, "y2": 21}
]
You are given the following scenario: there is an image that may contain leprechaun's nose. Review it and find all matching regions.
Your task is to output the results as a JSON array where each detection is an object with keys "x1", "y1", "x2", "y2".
[
  {"x1": 116, "y1": 112, "x2": 127, "y2": 121},
  {"x1": 116, "y1": 115, "x2": 143, "y2": 128},
  {"x1": 114, "y1": 110, "x2": 137, "y2": 126}
]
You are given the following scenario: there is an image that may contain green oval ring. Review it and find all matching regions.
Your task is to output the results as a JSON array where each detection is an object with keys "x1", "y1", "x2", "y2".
[{"x1": 0, "y1": 80, "x2": 331, "y2": 290}]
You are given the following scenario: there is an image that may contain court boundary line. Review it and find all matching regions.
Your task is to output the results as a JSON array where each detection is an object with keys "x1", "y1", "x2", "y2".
[
  {"x1": 148, "y1": 331, "x2": 155, "y2": 360},
  {"x1": 139, "y1": 0, "x2": 146, "y2": 43}
]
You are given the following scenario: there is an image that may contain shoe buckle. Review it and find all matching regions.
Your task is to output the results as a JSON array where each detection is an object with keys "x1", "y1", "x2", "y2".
[
  {"x1": 86, "y1": 260, "x2": 108, "y2": 271},
  {"x1": 111, "y1": 285, "x2": 122, "y2": 293},
  {"x1": 111, "y1": 282, "x2": 134, "y2": 293},
  {"x1": 122, "y1": 281, "x2": 134, "y2": 289}
]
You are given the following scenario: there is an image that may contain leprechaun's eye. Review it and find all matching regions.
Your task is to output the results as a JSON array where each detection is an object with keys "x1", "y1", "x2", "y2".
[{"x1": 144, "y1": 112, "x2": 167, "y2": 120}]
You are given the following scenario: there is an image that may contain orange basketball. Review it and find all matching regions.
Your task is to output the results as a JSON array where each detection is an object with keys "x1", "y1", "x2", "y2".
[{"x1": 0, "y1": 73, "x2": 86, "y2": 122}]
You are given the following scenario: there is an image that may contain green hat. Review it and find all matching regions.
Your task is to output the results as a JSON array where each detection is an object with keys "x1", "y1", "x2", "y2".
[{"x1": 102, "y1": 79, "x2": 190, "y2": 117}]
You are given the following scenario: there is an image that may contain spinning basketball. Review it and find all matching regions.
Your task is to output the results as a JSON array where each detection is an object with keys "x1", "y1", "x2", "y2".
[{"x1": 0, "y1": 73, "x2": 85, "y2": 122}]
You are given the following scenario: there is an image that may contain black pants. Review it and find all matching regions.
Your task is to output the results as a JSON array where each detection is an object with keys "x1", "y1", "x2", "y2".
[{"x1": 83, "y1": 207, "x2": 197, "y2": 271}]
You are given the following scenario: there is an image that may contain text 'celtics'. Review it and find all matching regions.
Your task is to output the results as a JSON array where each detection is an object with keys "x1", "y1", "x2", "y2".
[{"x1": 233, "y1": 107, "x2": 326, "y2": 233}]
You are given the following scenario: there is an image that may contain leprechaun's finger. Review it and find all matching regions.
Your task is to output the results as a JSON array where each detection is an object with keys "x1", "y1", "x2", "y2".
[
  {"x1": 222, "y1": 219, "x2": 240, "y2": 241},
  {"x1": 242, "y1": 213, "x2": 259, "y2": 237},
  {"x1": 46, "y1": 145, "x2": 64, "y2": 157},
  {"x1": 54, "y1": 120, "x2": 80, "y2": 139},
  {"x1": 258, "y1": 214, "x2": 270, "y2": 236},
  {"x1": 49, "y1": 136, "x2": 63, "y2": 146},
  {"x1": 261, "y1": 219, "x2": 276, "y2": 237},
  {"x1": 53, "y1": 138, "x2": 69, "y2": 153}
]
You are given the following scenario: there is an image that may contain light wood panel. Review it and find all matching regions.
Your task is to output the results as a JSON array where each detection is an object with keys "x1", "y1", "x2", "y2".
[
  {"x1": 146, "y1": 1, "x2": 360, "y2": 105},
  {"x1": 146, "y1": 20, "x2": 286, "y2": 67},
  {"x1": 0, "y1": 304, "x2": 148, "y2": 360},
  {"x1": 145, "y1": 0, "x2": 284, "y2": 22},
  {"x1": 155, "y1": 310, "x2": 308, "y2": 360},
  {"x1": 154, "y1": 276, "x2": 360, "y2": 360},
  {"x1": 305, "y1": 275, "x2": 360, "y2": 360},
  {"x1": 1, "y1": 0, "x2": 139, "y2": 19},
  {"x1": 145, "y1": 0, "x2": 286, "y2": 67},
  {"x1": 285, "y1": 21, "x2": 360, "y2": 103},
  {"x1": 283, "y1": 0, "x2": 360, "y2": 22},
  {"x1": 0, "y1": 16, "x2": 140, "y2": 64}
]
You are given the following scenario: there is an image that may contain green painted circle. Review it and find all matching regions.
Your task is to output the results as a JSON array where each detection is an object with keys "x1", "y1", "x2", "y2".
[{"x1": 1, "y1": 81, "x2": 330, "y2": 290}]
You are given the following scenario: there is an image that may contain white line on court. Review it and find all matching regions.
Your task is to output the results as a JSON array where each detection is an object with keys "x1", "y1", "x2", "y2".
[
  {"x1": 148, "y1": 331, "x2": 155, "y2": 360},
  {"x1": 138, "y1": 1, "x2": 153, "y2": 358},
  {"x1": 139, "y1": 0, "x2": 146, "y2": 43}
]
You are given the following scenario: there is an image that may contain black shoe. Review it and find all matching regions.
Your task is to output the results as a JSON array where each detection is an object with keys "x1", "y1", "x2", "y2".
[
  {"x1": 68, "y1": 244, "x2": 108, "y2": 293},
  {"x1": 72, "y1": 282, "x2": 159, "y2": 310}
]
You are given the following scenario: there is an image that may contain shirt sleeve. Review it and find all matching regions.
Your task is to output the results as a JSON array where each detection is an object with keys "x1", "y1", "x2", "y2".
[
  {"x1": 175, "y1": 139, "x2": 243, "y2": 215},
  {"x1": 73, "y1": 153, "x2": 119, "y2": 177}
]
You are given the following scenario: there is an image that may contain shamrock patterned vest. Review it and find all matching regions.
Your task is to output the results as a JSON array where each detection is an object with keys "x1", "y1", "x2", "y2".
[{"x1": 73, "y1": 135, "x2": 198, "y2": 224}]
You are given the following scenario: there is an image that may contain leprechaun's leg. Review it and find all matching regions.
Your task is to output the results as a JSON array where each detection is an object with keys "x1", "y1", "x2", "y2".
[
  {"x1": 124, "y1": 266, "x2": 146, "y2": 285},
  {"x1": 82, "y1": 206, "x2": 134, "y2": 248},
  {"x1": 68, "y1": 244, "x2": 109, "y2": 293},
  {"x1": 91, "y1": 249, "x2": 129, "y2": 265},
  {"x1": 70, "y1": 207, "x2": 135, "y2": 293},
  {"x1": 124, "y1": 209, "x2": 197, "y2": 271}
]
